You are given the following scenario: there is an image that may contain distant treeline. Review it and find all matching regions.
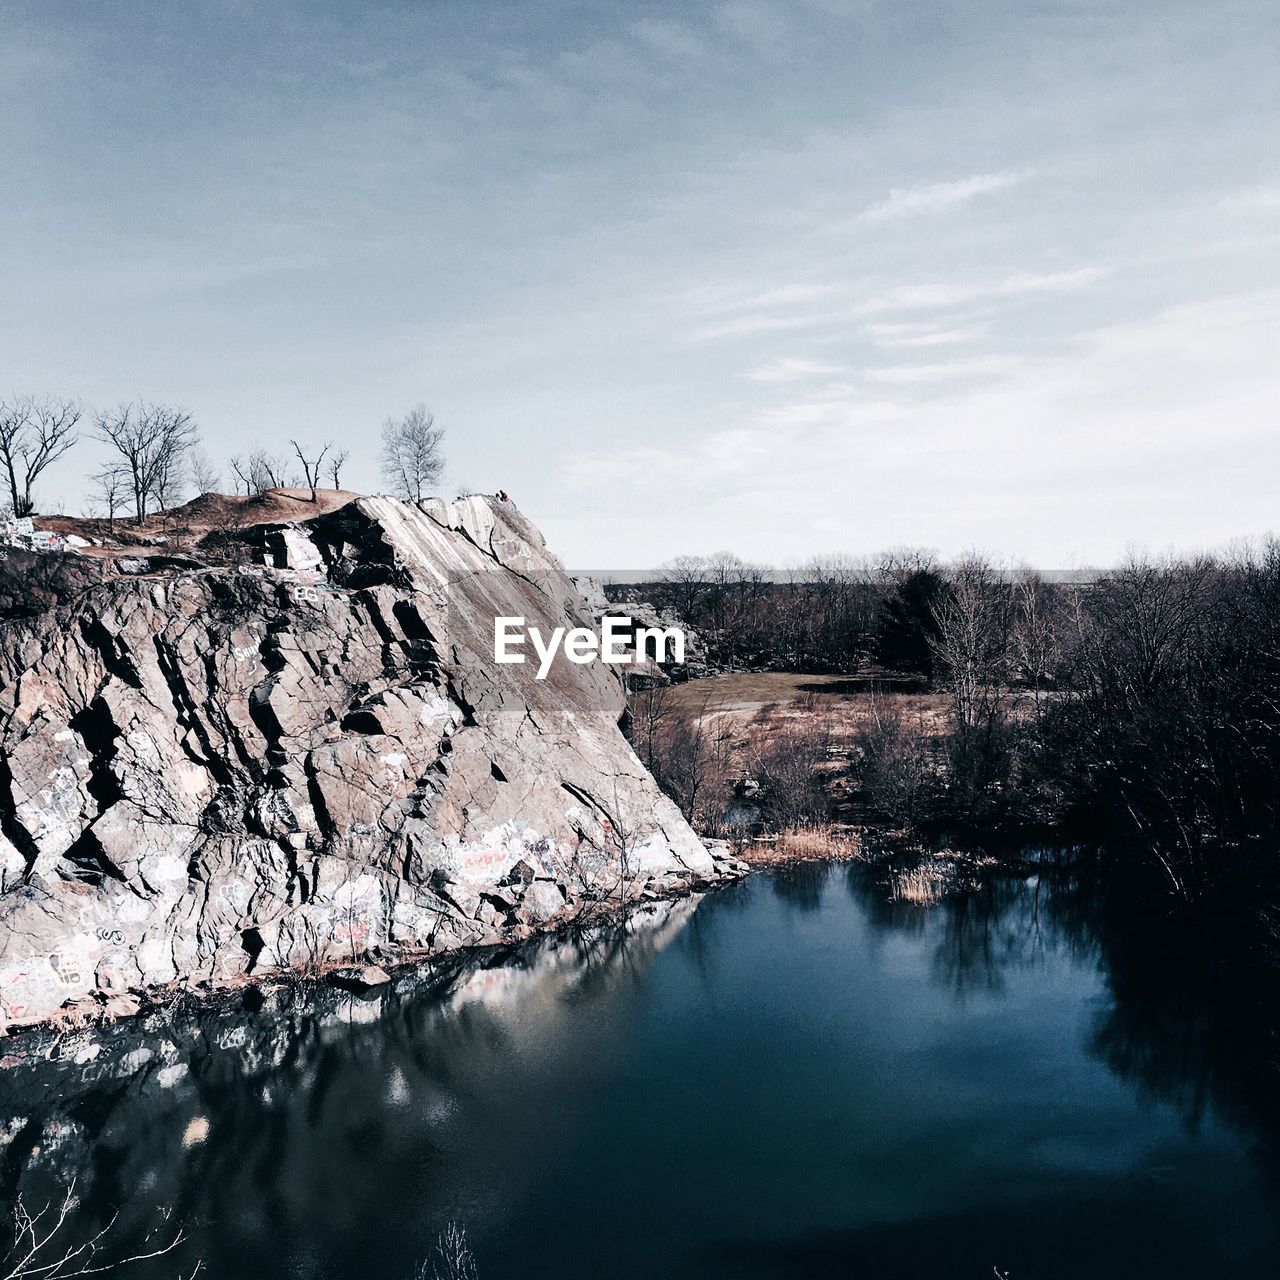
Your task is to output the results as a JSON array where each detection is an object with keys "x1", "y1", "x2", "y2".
[
  {"x1": 612, "y1": 549, "x2": 1055, "y2": 677},
  {"x1": 633, "y1": 545, "x2": 1280, "y2": 899}
]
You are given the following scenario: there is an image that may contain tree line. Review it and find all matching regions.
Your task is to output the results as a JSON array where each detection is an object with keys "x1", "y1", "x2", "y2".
[
  {"x1": 635, "y1": 542, "x2": 1280, "y2": 899},
  {"x1": 631, "y1": 548, "x2": 968, "y2": 676},
  {"x1": 0, "y1": 395, "x2": 447, "y2": 523}
]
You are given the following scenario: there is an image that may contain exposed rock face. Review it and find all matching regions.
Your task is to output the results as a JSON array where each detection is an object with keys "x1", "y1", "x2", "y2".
[{"x1": 0, "y1": 496, "x2": 735, "y2": 1028}]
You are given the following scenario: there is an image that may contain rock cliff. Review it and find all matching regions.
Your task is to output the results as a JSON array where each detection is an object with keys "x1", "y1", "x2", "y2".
[{"x1": 0, "y1": 496, "x2": 736, "y2": 1029}]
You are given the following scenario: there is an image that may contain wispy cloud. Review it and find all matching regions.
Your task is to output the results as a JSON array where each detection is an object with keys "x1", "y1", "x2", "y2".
[
  {"x1": 689, "y1": 267, "x2": 1106, "y2": 341},
  {"x1": 746, "y1": 357, "x2": 845, "y2": 382},
  {"x1": 864, "y1": 355, "x2": 1024, "y2": 384},
  {"x1": 858, "y1": 170, "x2": 1033, "y2": 222},
  {"x1": 691, "y1": 310, "x2": 824, "y2": 341},
  {"x1": 1220, "y1": 186, "x2": 1280, "y2": 211},
  {"x1": 865, "y1": 267, "x2": 1108, "y2": 313},
  {"x1": 631, "y1": 18, "x2": 704, "y2": 60},
  {"x1": 718, "y1": 1, "x2": 787, "y2": 51},
  {"x1": 563, "y1": 291, "x2": 1280, "y2": 564},
  {"x1": 687, "y1": 281, "x2": 841, "y2": 341},
  {"x1": 697, "y1": 282, "x2": 839, "y2": 313},
  {"x1": 863, "y1": 321, "x2": 985, "y2": 349}
]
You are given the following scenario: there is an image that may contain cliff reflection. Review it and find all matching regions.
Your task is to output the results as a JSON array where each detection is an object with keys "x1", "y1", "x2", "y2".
[
  {"x1": 3, "y1": 860, "x2": 1279, "y2": 1280},
  {"x1": 0, "y1": 897, "x2": 703, "y2": 1279}
]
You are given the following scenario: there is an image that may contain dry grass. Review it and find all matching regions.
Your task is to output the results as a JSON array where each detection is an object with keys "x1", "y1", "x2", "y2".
[
  {"x1": 664, "y1": 672, "x2": 865, "y2": 715},
  {"x1": 737, "y1": 823, "x2": 863, "y2": 867},
  {"x1": 885, "y1": 849, "x2": 1002, "y2": 904},
  {"x1": 665, "y1": 671, "x2": 949, "y2": 746},
  {"x1": 889, "y1": 863, "x2": 948, "y2": 905}
]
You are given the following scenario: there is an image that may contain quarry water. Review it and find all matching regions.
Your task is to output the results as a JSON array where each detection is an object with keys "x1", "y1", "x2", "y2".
[{"x1": 3, "y1": 862, "x2": 1279, "y2": 1279}]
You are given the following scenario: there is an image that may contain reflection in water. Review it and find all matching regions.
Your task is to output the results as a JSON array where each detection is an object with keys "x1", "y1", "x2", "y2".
[
  {"x1": 849, "y1": 853, "x2": 1280, "y2": 1171},
  {"x1": 1086, "y1": 887, "x2": 1280, "y2": 1179},
  {"x1": 1, "y1": 863, "x2": 1279, "y2": 1279},
  {"x1": 768, "y1": 861, "x2": 828, "y2": 912},
  {"x1": 0, "y1": 899, "x2": 702, "y2": 1280}
]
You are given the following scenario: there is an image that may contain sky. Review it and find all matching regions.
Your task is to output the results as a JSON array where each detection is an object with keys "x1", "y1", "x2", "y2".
[{"x1": 2, "y1": 0, "x2": 1278, "y2": 569}]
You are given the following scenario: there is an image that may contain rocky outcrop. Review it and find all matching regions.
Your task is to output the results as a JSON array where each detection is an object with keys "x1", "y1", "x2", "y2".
[{"x1": 0, "y1": 496, "x2": 739, "y2": 1029}]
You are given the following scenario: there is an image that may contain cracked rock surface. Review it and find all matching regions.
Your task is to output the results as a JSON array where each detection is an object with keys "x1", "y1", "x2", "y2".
[{"x1": 0, "y1": 496, "x2": 739, "y2": 1028}]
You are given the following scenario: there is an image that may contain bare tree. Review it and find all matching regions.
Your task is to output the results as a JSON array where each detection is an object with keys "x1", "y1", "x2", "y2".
[
  {"x1": 750, "y1": 715, "x2": 832, "y2": 831},
  {"x1": 854, "y1": 690, "x2": 935, "y2": 825},
  {"x1": 1, "y1": 1178, "x2": 190, "y2": 1279},
  {"x1": 0, "y1": 395, "x2": 81, "y2": 517},
  {"x1": 931, "y1": 555, "x2": 1014, "y2": 742},
  {"x1": 229, "y1": 450, "x2": 296, "y2": 495},
  {"x1": 251, "y1": 449, "x2": 297, "y2": 492},
  {"x1": 227, "y1": 454, "x2": 250, "y2": 495},
  {"x1": 88, "y1": 463, "x2": 130, "y2": 532},
  {"x1": 152, "y1": 446, "x2": 188, "y2": 515},
  {"x1": 415, "y1": 1222, "x2": 477, "y2": 1280},
  {"x1": 656, "y1": 554, "x2": 708, "y2": 621},
  {"x1": 645, "y1": 688, "x2": 733, "y2": 832},
  {"x1": 94, "y1": 402, "x2": 198, "y2": 523},
  {"x1": 290, "y1": 439, "x2": 332, "y2": 503},
  {"x1": 327, "y1": 447, "x2": 349, "y2": 490},
  {"x1": 1012, "y1": 568, "x2": 1061, "y2": 712},
  {"x1": 629, "y1": 681, "x2": 676, "y2": 771},
  {"x1": 381, "y1": 405, "x2": 444, "y2": 501},
  {"x1": 188, "y1": 448, "x2": 221, "y2": 494}
]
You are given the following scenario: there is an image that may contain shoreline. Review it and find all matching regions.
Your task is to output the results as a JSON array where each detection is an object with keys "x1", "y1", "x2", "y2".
[{"x1": 0, "y1": 857, "x2": 750, "y2": 1043}]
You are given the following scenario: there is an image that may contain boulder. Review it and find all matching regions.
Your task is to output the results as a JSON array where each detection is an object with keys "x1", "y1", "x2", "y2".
[{"x1": 328, "y1": 964, "x2": 392, "y2": 992}]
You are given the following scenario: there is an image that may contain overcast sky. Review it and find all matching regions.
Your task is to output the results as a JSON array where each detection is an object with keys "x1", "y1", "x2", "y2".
[{"x1": 3, "y1": 0, "x2": 1278, "y2": 568}]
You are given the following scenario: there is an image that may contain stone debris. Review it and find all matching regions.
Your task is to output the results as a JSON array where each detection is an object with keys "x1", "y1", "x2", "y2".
[
  {"x1": 0, "y1": 495, "x2": 745, "y2": 1029},
  {"x1": 328, "y1": 964, "x2": 392, "y2": 992}
]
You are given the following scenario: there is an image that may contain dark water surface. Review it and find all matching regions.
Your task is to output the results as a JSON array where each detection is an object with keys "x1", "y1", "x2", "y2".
[{"x1": 3, "y1": 864, "x2": 1279, "y2": 1279}]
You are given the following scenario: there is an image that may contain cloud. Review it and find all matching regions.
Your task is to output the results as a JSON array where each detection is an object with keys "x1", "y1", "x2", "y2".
[
  {"x1": 746, "y1": 357, "x2": 845, "y2": 382},
  {"x1": 864, "y1": 355, "x2": 1024, "y2": 384},
  {"x1": 687, "y1": 282, "x2": 841, "y2": 340},
  {"x1": 631, "y1": 18, "x2": 704, "y2": 60},
  {"x1": 1220, "y1": 187, "x2": 1280, "y2": 211},
  {"x1": 691, "y1": 311, "x2": 825, "y2": 341},
  {"x1": 864, "y1": 321, "x2": 985, "y2": 348},
  {"x1": 562, "y1": 291, "x2": 1280, "y2": 565},
  {"x1": 864, "y1": 267, "x2": 1108, "y2": 313},
  {"x1": 858, "y1": 171, "x2": 1032, "y2": 222},
  {"x1": 695, "y1": 282, "x2": 839, "y2": 313},
  {"x1": 719, "y1": 1, "x2": 787, "y2": 50},
  {"x1": 688, "y1": 267, "x2": 1106, "y2": 341}
]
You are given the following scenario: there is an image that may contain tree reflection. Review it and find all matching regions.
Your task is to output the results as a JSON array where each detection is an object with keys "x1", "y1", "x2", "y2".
[
  {"x1": 1085, "y1": 886, "x2": 1280, "y2": 1177},
  {"x1": 843, "y1": 845, "x2": 1280, "y2": 1180},
  {"x1": 769, "y1": 862, "x2": 828, "y2": 912}
]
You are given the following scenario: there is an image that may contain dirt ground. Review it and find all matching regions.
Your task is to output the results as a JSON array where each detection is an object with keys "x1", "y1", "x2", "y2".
[{"x1": 34, "y1": 487, "x2": 361, "y2": 554}]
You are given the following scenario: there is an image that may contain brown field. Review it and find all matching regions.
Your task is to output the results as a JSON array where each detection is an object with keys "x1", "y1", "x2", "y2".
[
  {"x1": 662, "y1": 670, "x2": 949, "y2": 742},
  {"x1": 639, "y1": 670, "x2": 950, "y2": 835}
]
